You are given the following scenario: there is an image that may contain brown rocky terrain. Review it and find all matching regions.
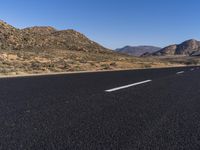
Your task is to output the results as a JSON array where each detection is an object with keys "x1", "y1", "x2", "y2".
[
  {"x1": 153, "y1": 39, "x2": 200, "y2": 56},
  {"x1": 0, "y1": 20, "x2": 108, "y2": 52},
  {"x1": 0, "y1": 20, "x2": 199, "y2": 76}
]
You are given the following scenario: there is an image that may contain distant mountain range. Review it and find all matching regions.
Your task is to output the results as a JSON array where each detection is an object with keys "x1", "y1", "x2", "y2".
[
  {"x1": 152, "y1": 39, "x2": 200, "y2": 56},
  {"x1": 1, "y1": 19, "x2": 200, "y2": 58},
  {"x1": 116, "y1": 46, "x2": 161, "y2": 56},
  {"x1": 117, "y1": 39, "x2": 200, "y2": 57}
]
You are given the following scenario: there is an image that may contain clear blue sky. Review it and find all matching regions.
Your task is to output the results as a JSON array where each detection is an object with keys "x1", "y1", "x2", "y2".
[{"x1": 1, "y1": 0, "x2": 200, "y2": 49}]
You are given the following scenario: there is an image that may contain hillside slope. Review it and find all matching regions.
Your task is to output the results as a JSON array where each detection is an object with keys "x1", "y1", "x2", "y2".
[{"x1": 0, "y1": 20, "x2": 109, "y2": 53}]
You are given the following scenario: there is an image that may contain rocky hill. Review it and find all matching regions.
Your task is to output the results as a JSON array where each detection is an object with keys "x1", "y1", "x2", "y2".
[
  {"x1": 0, "y1": 20, "x2": 197, "y2": 75},
  {"x1": 153, "y1": 39, "x2": 200, "y2": 56},
  {"x1": 116, "y1": 46, "x2": 161, "y2": 56},
  {"x1": 0, "y1": 20, "x2": 108, "y2": 52}
]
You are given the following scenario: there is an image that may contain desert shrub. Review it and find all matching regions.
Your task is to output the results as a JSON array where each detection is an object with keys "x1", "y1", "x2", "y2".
[
  {"x1": 89, "y1": 62, "x2": 95, "y2": 66},
  {"x1": 185, "y1": 60, "x2": 199, "y2": 65},
  {"x1": 144, "y1": 64, "x2": 152, "y2": 68},
  {"x1": 110, "y1": 62, "x2": 117, "y2": 67},
  {"x1": 79, "y1": 59, "x2": 87, "y2": 63},
  {"x1": 48, "y1": 63, "x2": 55, "y2": 68},
  {"x1": 31, "y1": 62, "x2": 41, "y2": 69},
  {"x1": 101, "y1": 64, "x2": 110, "y2": 69}
]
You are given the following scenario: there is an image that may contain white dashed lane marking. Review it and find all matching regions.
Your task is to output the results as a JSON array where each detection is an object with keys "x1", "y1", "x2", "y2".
[
  {"x1": 176, "y1": 71, "x2": 185, "y2": 75},
  {"x1": 105, "y1": 80, "x2": 152, "y2": 92}
]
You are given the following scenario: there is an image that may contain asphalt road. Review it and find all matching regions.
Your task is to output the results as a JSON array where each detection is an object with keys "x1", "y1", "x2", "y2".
[{"x1": 0, "y1": 66, "x2": 200, "y2": 149}]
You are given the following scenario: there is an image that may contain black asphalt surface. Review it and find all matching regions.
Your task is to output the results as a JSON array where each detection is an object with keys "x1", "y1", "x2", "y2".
[{"x1": 0, "y1": 66, "x2": 200, "y2": 149}]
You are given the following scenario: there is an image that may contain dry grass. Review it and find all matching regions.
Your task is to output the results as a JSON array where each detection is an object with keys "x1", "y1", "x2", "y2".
[{"x1": 0, "y1": 49, "x2": 194, "y2": 76}]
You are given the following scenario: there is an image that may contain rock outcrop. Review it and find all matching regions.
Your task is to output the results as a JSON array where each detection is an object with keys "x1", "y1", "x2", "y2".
[{"x1": 153, "y1": 39, "x2": 200, "y2": 56}]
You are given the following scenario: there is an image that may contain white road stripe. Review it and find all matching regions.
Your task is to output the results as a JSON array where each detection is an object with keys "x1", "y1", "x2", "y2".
[
  {"x1": 176, "y1": 71, "x2": 184, "y2": 74},
  {"x1": 105, "y1": 80, "x2": 152, "y2": 92},
  {"x1": 190, "y1": 68, "x2": 194, "y2": 71}
]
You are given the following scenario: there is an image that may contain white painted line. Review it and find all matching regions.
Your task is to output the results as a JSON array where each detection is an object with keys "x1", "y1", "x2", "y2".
[
  {"x1": 105, "y1": 80, "x2": 152, "y2": 92},
  {"x1": 176, "y1": 71, "x2": 185, "y2": 74},
  {"x1": 190, "y1": 68, "x2": 194, "y2": 71}
]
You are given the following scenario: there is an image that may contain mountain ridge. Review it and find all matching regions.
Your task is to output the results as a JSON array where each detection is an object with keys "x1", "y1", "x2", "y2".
[
  {"x1": 116, "y1": 45, "x2": 161, "y2": 56},
  {"x1": 153, "y1": 39, "x2": 200, "y2": 56}
]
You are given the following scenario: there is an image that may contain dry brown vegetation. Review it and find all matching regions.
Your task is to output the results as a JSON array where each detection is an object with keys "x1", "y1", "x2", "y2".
[
  {"x1": 0, "y1": 49, "x2": 193, "y2": 76},
  {"x1": 0, "y1": 20, "x2": 199, "y2": 76}
]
